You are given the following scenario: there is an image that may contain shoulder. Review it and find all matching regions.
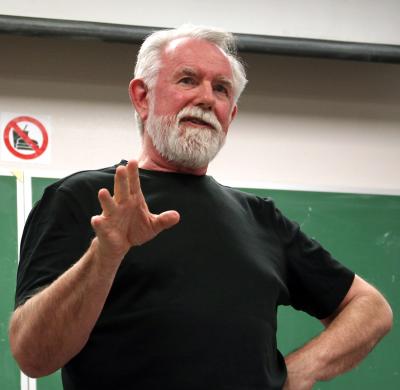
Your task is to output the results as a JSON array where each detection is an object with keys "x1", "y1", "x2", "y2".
[
  {"x1": 211, "y1": 179, "x2": 277, "y2": 213},
  {"x1": 211, "y1": 180, "x2": 300, "y2": 238},
  {"x1": 30, "y1": 161, "x2": 124, "y2": 220},
  {"x1": 50, "y1": 161, "x2": 123, "y2": 196}
]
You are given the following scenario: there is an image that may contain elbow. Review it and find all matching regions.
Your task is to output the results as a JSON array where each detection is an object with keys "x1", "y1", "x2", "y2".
[
  {"x1": 18, "y1": 364, "x2": 54, "y2": 379},
  {"x1": 9, "y1": 314, "x2": 57, "y2": 378},
  {"x1": 10, "y1": 341, "x2": 58, "y2": 378},
  {"x1": 22, "y1": 366, "x2": 56, "y2": 379},
  {"x1": 359, "y1": 279, "x2": 394, "y2": 339},
  {"x1": 11, "y1": 353, "x2": 48, "y2": 379},
  {"x1": 370, "y1": 292, "x2": 393, "y2": 342},
  {"x1": 380, "y1": 299, "x2": 393, "y2": 336}
]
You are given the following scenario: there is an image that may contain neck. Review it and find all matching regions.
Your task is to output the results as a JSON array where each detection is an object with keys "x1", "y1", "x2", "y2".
[{"x1": 138, "y1": 133, "x2": 208, "y2": 176}]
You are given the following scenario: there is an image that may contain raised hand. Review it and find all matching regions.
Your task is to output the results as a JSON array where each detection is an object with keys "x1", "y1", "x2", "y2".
[{"x1": 91, "y1": 160, "x2": 180, "y2": 264}]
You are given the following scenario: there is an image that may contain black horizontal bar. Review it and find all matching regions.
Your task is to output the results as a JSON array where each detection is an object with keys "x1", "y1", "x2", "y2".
[{"x1": 1, "y1": 14, "x2": 400, "y2": 64}]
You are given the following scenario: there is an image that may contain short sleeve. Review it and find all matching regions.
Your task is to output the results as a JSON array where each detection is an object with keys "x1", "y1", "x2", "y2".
[
  {"x1": 15, "y1": 185, "x2": 95, "y2": 308},
  {"x1": 271, "y1": 205, "x2": 355, "y2": 319}
]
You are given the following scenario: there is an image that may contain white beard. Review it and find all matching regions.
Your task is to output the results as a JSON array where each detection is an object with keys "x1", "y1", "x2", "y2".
[{"x1": 146, "y1": 106, "x2": 226, "y2": 169}]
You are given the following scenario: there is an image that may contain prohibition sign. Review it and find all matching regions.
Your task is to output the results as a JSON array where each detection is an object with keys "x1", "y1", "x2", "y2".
[{"x1": 3, "y1": 115, "x2": 49, "y2": 159}]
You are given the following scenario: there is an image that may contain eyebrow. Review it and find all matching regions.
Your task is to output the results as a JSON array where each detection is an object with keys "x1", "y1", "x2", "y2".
[
  {"x1": 176, "y1": 67, "x2": 233, "y2": 90},
  {"x1": 175, "y1": 67, "x2": 198, "y2": 79},
  {"x1": 215, "y1": 76, "x2": 233, "y2": 91}
]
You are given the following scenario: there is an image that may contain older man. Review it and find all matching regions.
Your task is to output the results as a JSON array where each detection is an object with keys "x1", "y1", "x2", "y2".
[{"x1": 10, "y1": 25, "x2": 392, "y2": 390}]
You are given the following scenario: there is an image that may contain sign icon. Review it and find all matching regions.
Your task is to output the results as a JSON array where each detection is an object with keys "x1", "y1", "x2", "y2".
[
  {"x1": 3, "y1": 115, "x2": 49, "y2": 160},
  {"x1": 13, "y1": 124, "x2": 39, "y2": 151}
]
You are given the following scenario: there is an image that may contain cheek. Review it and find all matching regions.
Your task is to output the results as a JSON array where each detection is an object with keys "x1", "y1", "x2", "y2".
[
  {"x1": 154, "y1": 91, "x2": 188, "y2": 115},
  {"x1": 217, "y1": 105, "x2": 235, "y2": 126}
]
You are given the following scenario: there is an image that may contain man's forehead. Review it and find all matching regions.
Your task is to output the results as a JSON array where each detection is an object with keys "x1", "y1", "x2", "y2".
[{"x1": 161, "y1": 37, "x2": 233, "y2": 78}]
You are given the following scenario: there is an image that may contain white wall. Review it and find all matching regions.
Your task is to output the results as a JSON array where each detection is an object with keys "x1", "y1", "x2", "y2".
[
  {"x1": 0, "y1": 34, "x2": 399, "y2": 194},
  {"x1": 1, "y1": 0, "x2": 400, "y2": 45}
]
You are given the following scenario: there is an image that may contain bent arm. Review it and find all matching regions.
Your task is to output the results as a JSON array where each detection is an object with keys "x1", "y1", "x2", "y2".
[
  {"x1": 283, "y1": 275, "x2": 393, "y2": 390},
  {"x1": 9, "y1": 160, "x2": 179, "y2": 378},
  {"x1": 9, "y1": 239, "x2": 121, "y2": 377}
]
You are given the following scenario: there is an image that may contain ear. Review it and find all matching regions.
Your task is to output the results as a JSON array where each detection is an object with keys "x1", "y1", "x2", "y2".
[
  {"x1": 129, "y1": 79, "x2": 149, "y2": 122},
  {"x1": 230, "y1": 104, "x2": 238, "y2": 123}
]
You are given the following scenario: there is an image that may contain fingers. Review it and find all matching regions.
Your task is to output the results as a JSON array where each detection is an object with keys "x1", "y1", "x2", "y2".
[
  {"x1": 114, "y1": 160, "x2": 142, "y2": 203},
  {"x1": 114, "y1": 165, "x2": 129, "y2": 203},
  {"x1": 98, "y1": 188, "x2": 116, "y2": 217},
  {"x1": 90, "y1": 215, "x2": 108, "y2": 240},
  {"x1": 91, "y1": 214, "x2": 108, "y2": 240},
  {"x1": 91, "y1": 215, "x2": 101, "y2": 230},
  {"x1": 95, "y1": 161, "x2": 180, "y2": 249},
  {"x1": 127, "y1": 160, "x2": 142, "y2": 196}
]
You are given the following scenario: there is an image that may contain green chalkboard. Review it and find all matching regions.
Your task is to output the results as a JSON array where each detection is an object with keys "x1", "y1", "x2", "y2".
[
  {"x1": 0, "y1": 175, "x2": 20, "y2": 390},
  {"x1": 32, "y1": 177, "x2": 59, "y2": 209},
  {"x1": 28, "y1": 177, "x2": 399, "y2": 390}
]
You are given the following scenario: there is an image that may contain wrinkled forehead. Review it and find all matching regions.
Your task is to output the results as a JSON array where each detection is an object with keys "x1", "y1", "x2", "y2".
[{"x1": 160, "y1": 37, "x2": 233, "y2": 77}]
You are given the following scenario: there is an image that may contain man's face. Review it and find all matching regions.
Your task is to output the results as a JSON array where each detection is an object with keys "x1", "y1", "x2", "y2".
[
  {"x1": 143, "y1": 37, "x2": 238, "y2": 169},
  {"x1": 151, "y1": 37, "x2": 237, "y2": 133}
]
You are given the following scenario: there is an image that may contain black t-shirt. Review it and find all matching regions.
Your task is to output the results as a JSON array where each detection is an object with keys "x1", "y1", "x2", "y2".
[{"x1": 16, "y1": 161, "x2": 354, "y2": 390}]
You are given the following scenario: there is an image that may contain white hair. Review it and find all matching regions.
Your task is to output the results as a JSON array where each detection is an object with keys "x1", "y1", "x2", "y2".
[{"x1": 134, "y1": 24, "x2": 247, "y2": 134}]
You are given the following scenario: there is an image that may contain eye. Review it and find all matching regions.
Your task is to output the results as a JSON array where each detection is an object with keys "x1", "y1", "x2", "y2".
[
  {"x1": 214, "y1": 83, "x2": 229, "y2": 96},
  {"x1": 179, "y1": 77, "x2": 196, "y2": 86}
]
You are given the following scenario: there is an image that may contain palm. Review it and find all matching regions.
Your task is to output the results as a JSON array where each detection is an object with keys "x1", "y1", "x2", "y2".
[{"x1": 91, "y1": 160, "x2": 180, "y2": 262}]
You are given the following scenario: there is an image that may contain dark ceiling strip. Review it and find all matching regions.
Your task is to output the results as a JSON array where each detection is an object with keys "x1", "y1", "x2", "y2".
[{"x1": 1, "y1": 14, "x2": 400, "y2": 64}]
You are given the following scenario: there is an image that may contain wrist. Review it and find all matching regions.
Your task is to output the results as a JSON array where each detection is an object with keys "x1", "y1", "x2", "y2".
[
  {"x1": 88, "y1": 238, "x2": 125, "y2": 272},
  {"x1": 285, "y1": 343, "x2": 322, "y2": 386}
]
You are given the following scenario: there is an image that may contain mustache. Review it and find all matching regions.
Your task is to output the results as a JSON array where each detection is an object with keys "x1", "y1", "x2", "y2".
[{"x1": 177, "y1": 106, "x2": 222, "y2": 132}]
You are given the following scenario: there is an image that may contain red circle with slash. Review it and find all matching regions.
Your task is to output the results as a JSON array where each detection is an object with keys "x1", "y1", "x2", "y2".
[{"x1": 3, "y1": 116, "x2": 49, "y2": 160}]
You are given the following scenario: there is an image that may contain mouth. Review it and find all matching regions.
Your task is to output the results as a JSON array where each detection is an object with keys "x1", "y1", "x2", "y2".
[{"x1": 180, "y1": 116, "x2": 215, "y2": 130}]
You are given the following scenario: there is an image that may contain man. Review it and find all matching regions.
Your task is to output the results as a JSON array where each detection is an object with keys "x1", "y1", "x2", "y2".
[{"x1": 10, "y1": 25, "x2": 392, "y2": 390}]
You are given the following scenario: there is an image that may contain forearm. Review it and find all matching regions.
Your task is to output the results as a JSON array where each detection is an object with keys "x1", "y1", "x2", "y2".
[
  {"x1": 311, "y1": 294, "x2": 391, "y2": 380},
  {"x1": 9, "y1": 238, "x2": 122, "y2": 378},
  {"x1": 284, "y1": 285, "x2": 392, "y2": 388}
]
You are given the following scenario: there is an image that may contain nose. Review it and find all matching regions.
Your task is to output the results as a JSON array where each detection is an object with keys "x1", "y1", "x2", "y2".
[{"x1": 194, "y1": 82, "x2": 215, "y2": 111}]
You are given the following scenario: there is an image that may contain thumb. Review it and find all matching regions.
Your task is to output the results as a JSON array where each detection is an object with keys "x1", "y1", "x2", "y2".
[{"x1": 153, "y1": 210, "x2": 180, "y2": 235}]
